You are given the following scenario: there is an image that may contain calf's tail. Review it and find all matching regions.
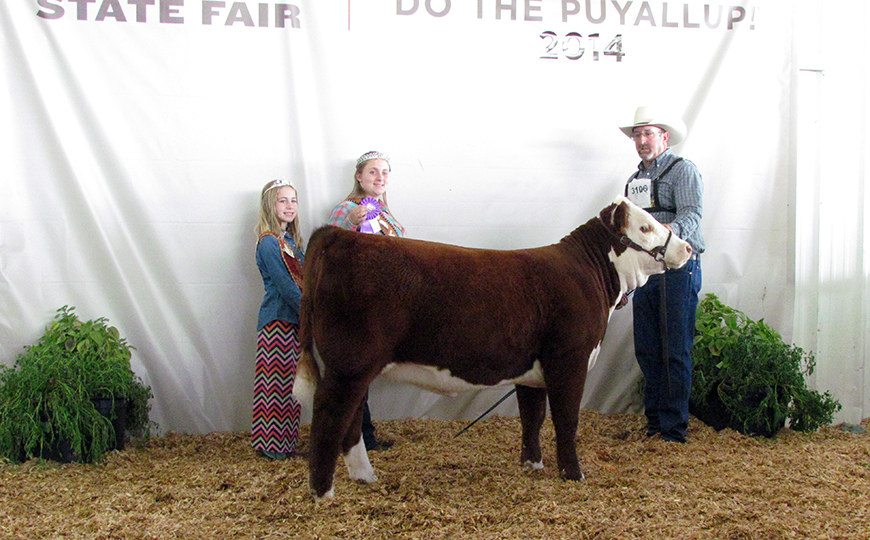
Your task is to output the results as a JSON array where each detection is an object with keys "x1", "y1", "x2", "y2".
[
  {"x1": 293, "y1": 348, "x2": 319, "y2": 409},
  {"x1": 292, "y1": 228, "x2": 328, "y2": 407}
]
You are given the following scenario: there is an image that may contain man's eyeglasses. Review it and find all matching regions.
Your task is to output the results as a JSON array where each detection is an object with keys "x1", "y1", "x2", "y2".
[{"x1": 631, "y1": 129, "x2": 664, "y2": 140}]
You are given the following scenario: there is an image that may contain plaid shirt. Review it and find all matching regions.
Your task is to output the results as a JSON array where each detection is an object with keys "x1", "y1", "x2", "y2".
[
  {"x1": 627, "y1": 149, "x2": 705, "y2": 253},
  {"x1": 327, "y1": 200, "x2": 406, "y2": 238}
]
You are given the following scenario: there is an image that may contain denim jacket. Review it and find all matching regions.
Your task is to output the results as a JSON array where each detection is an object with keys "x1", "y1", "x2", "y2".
[{"x1": 256, "y1": 233, "x2": 304, "y2": 330}]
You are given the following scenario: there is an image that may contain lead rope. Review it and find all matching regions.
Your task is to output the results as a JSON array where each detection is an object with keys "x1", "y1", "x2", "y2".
[
  {"x1": 454, "y1": 388, "x2": 517, "y2": 438},
  {"x1": 660, "y1": 262, "x2": 671, "y2": 396}
]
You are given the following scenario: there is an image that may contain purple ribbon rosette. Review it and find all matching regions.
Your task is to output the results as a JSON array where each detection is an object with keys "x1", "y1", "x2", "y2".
[{"x1": 359, "y1": 197, "x2": 381, "y2": 234}]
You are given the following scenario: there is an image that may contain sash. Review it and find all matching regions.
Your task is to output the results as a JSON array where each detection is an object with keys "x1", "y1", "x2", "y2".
[{"x1": 258, "y1": 231, "x2": 303, "y2": 292}]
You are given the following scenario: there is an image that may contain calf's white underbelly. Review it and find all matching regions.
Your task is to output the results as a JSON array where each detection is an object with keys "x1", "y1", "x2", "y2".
[
  {"x1": 379, "y1": 360, "x2": 546, "y2": 396},
  {"x1": 379, "y1": 341, "x2": 601, "y2": 396}
]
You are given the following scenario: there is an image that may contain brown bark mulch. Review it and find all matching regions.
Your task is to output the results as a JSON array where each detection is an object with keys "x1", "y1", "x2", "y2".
[{"x1": 1, "y1": 410, "x2": 868, "y2": 539}]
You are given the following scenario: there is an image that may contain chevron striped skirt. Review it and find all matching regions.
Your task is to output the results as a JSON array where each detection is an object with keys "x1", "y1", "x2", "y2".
[{"x1": 252, "y1": 320, "x2": 301, "y2": 454}]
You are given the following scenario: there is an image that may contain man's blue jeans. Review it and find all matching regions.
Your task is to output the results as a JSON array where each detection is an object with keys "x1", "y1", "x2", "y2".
[{"x1": 632, "y1": 259, "x2": 702, "y2": 442}]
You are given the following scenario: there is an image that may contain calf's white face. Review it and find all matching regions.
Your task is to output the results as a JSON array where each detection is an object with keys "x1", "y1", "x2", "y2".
[{"x1": 609, "y1": 196, "x2": 692, "y2": 292}]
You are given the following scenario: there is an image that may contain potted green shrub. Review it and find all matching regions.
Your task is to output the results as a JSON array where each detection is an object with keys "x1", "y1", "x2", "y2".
[
  {"x1": 690, "y1": 294, "x2": 841, "y2": 437},
  {"x1": 0, "y1": 306, "x2": 153, "y2": 463}
]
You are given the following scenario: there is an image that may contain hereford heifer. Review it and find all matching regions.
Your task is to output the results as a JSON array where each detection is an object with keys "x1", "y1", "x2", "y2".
[{"x1": 295, "y1": 196, "x2": 692, "y2": 500}]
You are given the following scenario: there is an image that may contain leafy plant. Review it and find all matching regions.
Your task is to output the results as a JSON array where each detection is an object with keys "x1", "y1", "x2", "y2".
[
  {"x1": 0, "y1": 306, "x2": 154, "y2": 463},
  {"x1": 690, "y1": 294, "x2": 840, "y2": 437}
]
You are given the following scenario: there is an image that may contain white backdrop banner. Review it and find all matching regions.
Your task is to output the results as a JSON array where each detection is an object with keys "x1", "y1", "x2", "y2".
[{"x1": 1, "y1": 0, "x2": 801, "y2": 433}]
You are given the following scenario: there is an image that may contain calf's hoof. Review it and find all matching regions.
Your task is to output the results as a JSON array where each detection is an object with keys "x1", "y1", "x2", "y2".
[
  {"x1": 559, "y1": 468, "x2": 586, "y2": 481},
  {"x1": 344, "y1": 439, "x2": 378, "y2": 484},
  {"x1": 352, "y1": 471, "x2": 378, "y2": 483},
  {"x1": 310, "y1": 486, "x2": 335, "y2": 502}
]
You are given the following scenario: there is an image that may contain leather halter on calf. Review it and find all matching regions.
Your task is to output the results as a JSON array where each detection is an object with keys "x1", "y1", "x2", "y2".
[
  {"x1": 618, "y1": 229, "x2": 674, "y2": 268},
  {"x1": 612, "y1": 228, "x2": 675, "y2": 309}
]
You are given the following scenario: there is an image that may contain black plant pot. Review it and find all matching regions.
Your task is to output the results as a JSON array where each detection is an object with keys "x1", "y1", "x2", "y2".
[
  {"x1": 690, "y1": 392, "x2": 732, "y2": 432},
  {"x1": 690, "y1": 387, "x2": 785, "y2": 438},
  {"x1": 91, "y1": 397, "x2": 128, "y2": 451},
  {"x1": 40, "y1": 397, "x2": 128, "y2": 463}
]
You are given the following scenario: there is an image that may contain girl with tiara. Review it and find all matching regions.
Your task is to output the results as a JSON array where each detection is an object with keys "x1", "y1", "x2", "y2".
[
  {"x1": 253, "y1": 179, "x2": 305, "y2": 459},
  {"x1": 327, "y1": 150, "x2": 405, "y2": 238}
]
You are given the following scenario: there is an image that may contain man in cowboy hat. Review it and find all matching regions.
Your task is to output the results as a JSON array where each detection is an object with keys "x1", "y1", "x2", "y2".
[{"x1": 620, "y1": 105, "x2": 705, "y2": 443}]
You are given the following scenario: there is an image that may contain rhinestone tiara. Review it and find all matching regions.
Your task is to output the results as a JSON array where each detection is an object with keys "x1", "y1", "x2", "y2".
[
  {"x1": 265, "y1": 178, "x2": 293, "y2": 192},
  {"x1": 356, "y1": 151, "x2": 390, "y2": 167}
]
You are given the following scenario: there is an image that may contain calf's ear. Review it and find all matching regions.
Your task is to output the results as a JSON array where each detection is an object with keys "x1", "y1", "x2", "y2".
[{"x1": 600, "y1": 201, "x2": 628, "y2": 233}]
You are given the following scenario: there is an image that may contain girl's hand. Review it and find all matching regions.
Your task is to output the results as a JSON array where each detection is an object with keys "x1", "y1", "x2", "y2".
[{"x1": 349, "y1": 205, "x2": 369, "y2": 226}]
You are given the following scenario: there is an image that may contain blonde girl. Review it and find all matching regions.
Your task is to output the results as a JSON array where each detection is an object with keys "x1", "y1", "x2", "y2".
[{"x1": 252, "y1": 179, "x2": 305, "y2": 459}]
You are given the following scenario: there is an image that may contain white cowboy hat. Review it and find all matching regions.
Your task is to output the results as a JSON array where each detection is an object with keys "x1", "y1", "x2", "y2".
[{"x1": 619, "y1": 105, "x2": 687, "y2": 145}]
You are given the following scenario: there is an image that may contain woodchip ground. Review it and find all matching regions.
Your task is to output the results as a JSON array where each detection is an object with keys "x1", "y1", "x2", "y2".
[{"x1": 1, "y1": 410, "x2": 868, "y2": 539}]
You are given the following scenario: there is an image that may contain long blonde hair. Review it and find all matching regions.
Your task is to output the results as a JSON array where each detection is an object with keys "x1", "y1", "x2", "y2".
[{"x1": 257, "y1": 179, "x2": 304, "y2": 250}]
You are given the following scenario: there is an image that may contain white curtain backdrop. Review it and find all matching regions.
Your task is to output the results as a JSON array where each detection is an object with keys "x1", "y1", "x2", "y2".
[
  {"x1": 2, "y1": 0, "x2": 866, "y2": 434},
  {"x1": 792, "y1": 0, "x2": 869, "y2": 426}
]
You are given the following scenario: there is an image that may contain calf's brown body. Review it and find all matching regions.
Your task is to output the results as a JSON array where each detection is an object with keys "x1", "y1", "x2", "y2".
[{"x1": 297, "y1": 199, "x2": 691, "y2": 499}]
